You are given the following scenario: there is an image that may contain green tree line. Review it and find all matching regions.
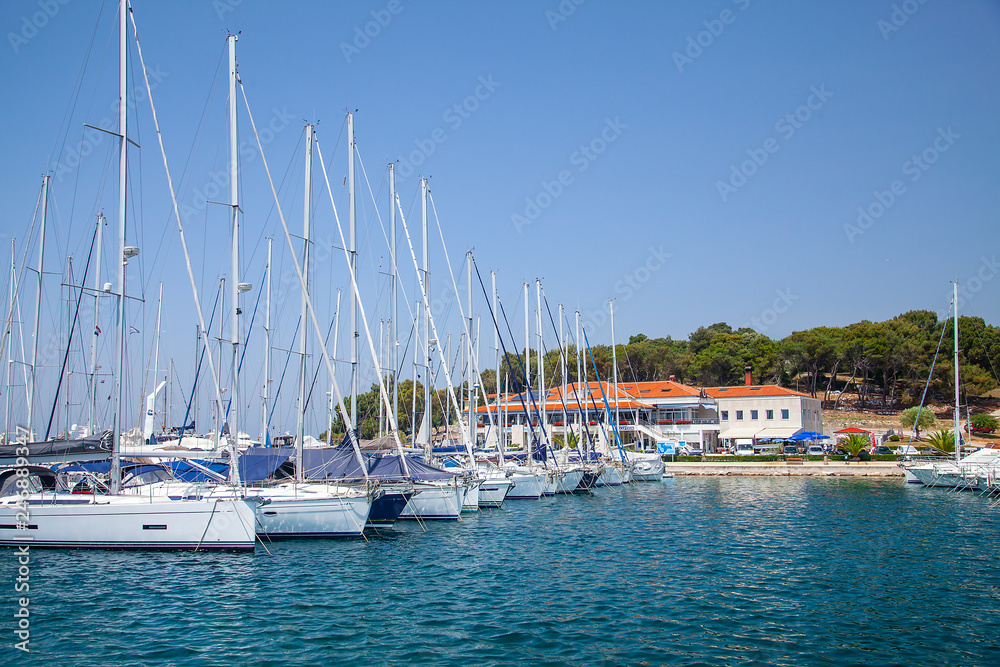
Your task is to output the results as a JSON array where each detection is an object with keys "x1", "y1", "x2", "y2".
[{"x1": 322, "y1": 310, "x2": 1000, "y2": 439}]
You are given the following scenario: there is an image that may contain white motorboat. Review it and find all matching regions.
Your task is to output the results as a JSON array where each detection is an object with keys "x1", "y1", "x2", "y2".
[{"x1": 627, "y1": 452, "x2": 665, "y2": 482}]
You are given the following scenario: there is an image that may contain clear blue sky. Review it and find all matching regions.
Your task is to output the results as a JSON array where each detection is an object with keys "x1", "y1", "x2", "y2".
[{"x1": 1, "y1": 0, "x2": 997, "y2": 435}]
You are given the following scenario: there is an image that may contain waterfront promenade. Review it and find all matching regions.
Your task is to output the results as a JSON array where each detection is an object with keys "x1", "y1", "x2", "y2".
[{"x1": 665, "y1": 460, "x2": 903, "y2": 476}]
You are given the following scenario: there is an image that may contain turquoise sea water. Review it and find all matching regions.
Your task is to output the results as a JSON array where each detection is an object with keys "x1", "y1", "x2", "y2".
[{"x1": 4, "y1": 477, "x2": 1000, "y2": 666}]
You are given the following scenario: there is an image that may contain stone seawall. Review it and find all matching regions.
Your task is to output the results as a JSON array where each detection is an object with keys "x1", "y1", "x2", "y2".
[{"x1": 664, "y1": 462, "x2": 903, "y2": 477}]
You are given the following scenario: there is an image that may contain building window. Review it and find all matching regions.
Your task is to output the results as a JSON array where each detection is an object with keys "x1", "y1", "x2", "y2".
[
  {"x1": 721, "y1": 411, "x2": 728, "y2": 421},
  {"x1": 766, "y1": 409, "x2": 773, "y2": 420},
  {"x1": 781, "y1": 409, "x2": 789, "y2": 420},
  {"x1": 750, "y1": 410, "x2": 758, "y2": 420},
  {"x1": 736, "y1": 410, "x2": 744, "y2": 420}
]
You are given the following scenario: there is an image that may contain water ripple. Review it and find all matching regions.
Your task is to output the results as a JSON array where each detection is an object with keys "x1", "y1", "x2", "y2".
[{"x1": 4, "y1": 478, "x2": 1000, "y2": 665}]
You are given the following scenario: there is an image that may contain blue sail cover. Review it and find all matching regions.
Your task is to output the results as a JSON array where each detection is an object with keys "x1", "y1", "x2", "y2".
[
  {"x1": 302, "y1": 447, "x2": 368, "y2": 482},
  {"x1": 167, "y1": 460, "x2": 229, "y2": 482},
  {"x1": 239, "y1": 447, "x2": 295, "y2": 483},
  {"x1": 367, "y1": 454, "x2": 457, "y2": 481}
]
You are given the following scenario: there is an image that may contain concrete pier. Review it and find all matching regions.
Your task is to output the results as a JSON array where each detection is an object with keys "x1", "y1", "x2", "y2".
[{"x1": 664, "y1": 461, "x2": 903, "y2": 477}]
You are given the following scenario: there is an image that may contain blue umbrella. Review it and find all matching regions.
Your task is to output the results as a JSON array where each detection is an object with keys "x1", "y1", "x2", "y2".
[{"x1": 795, "y1": 431, "x2": 829, "y2": 440}]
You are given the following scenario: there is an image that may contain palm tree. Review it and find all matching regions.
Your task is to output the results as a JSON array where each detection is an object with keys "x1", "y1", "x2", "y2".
[
  {"x1": 840, "y1": 433, "x2": 869, "y2": 459},
  {"x1": 925, "y1": 429, "x2": 955, "y2": 453}
]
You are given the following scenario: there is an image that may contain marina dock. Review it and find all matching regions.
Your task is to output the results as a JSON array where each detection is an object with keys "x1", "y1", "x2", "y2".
[{"x1": 664, "y1": 460, "x2": 904, "y2": 477}]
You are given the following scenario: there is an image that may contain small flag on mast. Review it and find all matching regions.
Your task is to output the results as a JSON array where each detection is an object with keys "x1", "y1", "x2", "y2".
[{"x1": 94, "y1": 325, "x2": 101, "y2": 335}]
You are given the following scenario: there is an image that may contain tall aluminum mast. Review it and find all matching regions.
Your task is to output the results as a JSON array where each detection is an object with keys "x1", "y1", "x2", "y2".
[{"x1": 296, "y1": 125, "x2": 314, "y2": 482}]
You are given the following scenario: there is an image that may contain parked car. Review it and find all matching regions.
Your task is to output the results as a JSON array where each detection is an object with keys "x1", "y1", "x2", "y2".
[
  {"x1": 685, "y1": 447, "x2": 704, "y2": 457},
  {"x1": 875, "y1": 446, "x2": 893, "y2": 455},
  {"x1": 734, "y1": 443, "x2": 755, "y2": 456},
  {"x1": 782, "y1": 445, "x2": 799, "y2": 455},
  {"x1": 894, "y1": 445, "x2": 920, "y2": 455},
  {"x1": 806, "y1": 445, "x2": 825, "y2": 456}
]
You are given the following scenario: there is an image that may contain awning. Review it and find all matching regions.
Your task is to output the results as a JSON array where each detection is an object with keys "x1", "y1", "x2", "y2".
[
  {"x1": 718, "y1": 427, "x2": 765, "y2": 439},
  {"x1": 718, "y1": 426, "x2": 801, "y2": 440},
  {"x1": 756, "y1": 427, "x2": 803, "y2": 439}
]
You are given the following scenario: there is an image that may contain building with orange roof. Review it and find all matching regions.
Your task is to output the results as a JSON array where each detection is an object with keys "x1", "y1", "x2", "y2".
[
  {"x1": 471, "y1": 377, "x2": 720, "y2": 452},
  {"x1": 703, "y1": 369, "x2": 823, "y2": 448}
]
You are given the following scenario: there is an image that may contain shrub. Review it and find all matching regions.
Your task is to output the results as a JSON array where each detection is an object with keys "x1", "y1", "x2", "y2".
[
  {"x1": 901, "y1": 407, "x2": 937, "y2": 438},
  {"x1": 971, "y1": 414, "x2": 998, "y2": 433}
]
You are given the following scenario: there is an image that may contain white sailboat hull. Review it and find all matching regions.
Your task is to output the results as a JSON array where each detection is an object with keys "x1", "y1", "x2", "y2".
[
  {"x1": 506, "y1": 470, "x2": 545, "y2": 499},
  {"x1": 399, "y1": 481, "x2": 463, "y2": 520},
  {"x1": 0, "y1": 494, "x2": 257, "y2": 551},
  {"x1": 141, "y1": 481, "x2": 373, "y2": 538},
  {"x1": 553, "y1": 469, "x2": 585, "y2": 493},
  {"x1": 462, "y1": 480, "x2": 481, "y2": 511},
  {"x1": 477, "y1": 478, "x2": 512, "y2": 508},
  {"x1": 597, "y1": 466, "x2": 625, "y2": 486},
  {"x1": 907, "y1": 464, "x2": 990, "y2": 490},
  {"x1": 253, "y1": 495, "x2": 371, "y2": 538}
]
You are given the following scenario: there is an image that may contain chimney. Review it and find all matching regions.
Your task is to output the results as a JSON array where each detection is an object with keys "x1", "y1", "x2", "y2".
[
  {"x1": 744, "y1": 366, "x2": 753, "y2": 387},
  {"x1": 668, "y1": 375, "x2": 676, "y2": 381}
]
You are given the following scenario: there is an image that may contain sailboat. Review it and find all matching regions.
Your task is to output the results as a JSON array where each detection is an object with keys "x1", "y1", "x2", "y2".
[
  {"x1": 903, "y1": 283, "x2": 999, "y2": 490},
  {"x1": 0, "y1": 0, "x2": 257, "y2": 551},
  {"x1": 175, "y1": 49, "x2": 376, "y2": 538}
]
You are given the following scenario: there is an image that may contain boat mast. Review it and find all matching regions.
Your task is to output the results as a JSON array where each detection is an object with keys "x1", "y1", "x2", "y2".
[
  {"x1": 88, "y1": 214, "x2": 104, "y2": 436},
  {"x1": 581, "y1": 311, "x2": 590, "y2": 455},
  {"x1": 27, "y1": 174, "x2": 49, "y2": 442},
  {"x1": 492, "y1": 270, "x2": 500, "y2": 453},
  {"x1": 348, "y1": 113, "x2": 358, "y2": 435},
  {"x1": 559, "y1": 303, "x2": 566, "y2": 444},
  {"x1": 576, "y1": 309, "x2": 584, "y2": 456},
  {"x1": 445, "y1": 334, "x2": 451, "y2": 435},
  {"x1": 4, "y1": 240, "x2": 14, "y2": 440},
  {"x1": 536, "y1": 280, "x2": 545, "y2": 447},
  {"x1": 111, "y1": 0, "x2": 127, "y2": 493},
  {"x1": 389, "y1": 162, "x2": 398, "y2": 434},
  {"x1": 228, "y1": 33, "x2": 241, "y2": 458},
  {"x1": 523, "y1": 282, "x2": 530, "y2": 454},
  {"x1": 329, "y1": 287, "x2": 341, "y2": 447},
  {"x1": 64, "y1": 257, "x2": 74, "y2": 436},
  {"x1": 378, "y1": 319, "x2": 384, "y2": 437},
  {"x1": 421, "y1": 178, "x2": 431, "y2": 450},
  {"x1": 953, "y1": 281, "x2": 960, "y2": 463},
  {"x1": 152, "y1": 281, "x2": 162, "y2": 436},
  {"x1": 467, "y1": 251, "x2": 474, "y2": 451},
  {"x1": 215, "y1": 277, "x2": 224, "y2": 437},
  {"x1": 610, "y1": 298, "x2": 619, "y2": 431},
  {"x1": 296, "y1": 124, "x2": 313, "y2": 482},
  {"x1": 411, "y1": 303, "x2": 418, "y2": 444},
  {"x1": 193, "y1": 324, "x2": 199, "y2": 433},
  {"x1": 166, "y1": 358, "x2": 172, "y2": 431},
  {"x1": 475, "y1": 314, "x2": 481, "y2": 451},
  {"x1": 262, "y1": 236, "x2": 271, "y2": 444}
]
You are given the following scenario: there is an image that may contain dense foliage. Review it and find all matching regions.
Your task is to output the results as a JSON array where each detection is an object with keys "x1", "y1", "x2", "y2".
[
  {"x1": 321, "y1": 311, "x2": 999, "y2": 438},
  {"x1": 500, "y1": 311, "x2": 999, "y2": 409}
]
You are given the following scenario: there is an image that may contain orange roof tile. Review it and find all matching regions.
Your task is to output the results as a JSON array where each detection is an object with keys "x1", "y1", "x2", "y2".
[{"x1": 703, "y1": 386, "x2": 813, "y2": 399}]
